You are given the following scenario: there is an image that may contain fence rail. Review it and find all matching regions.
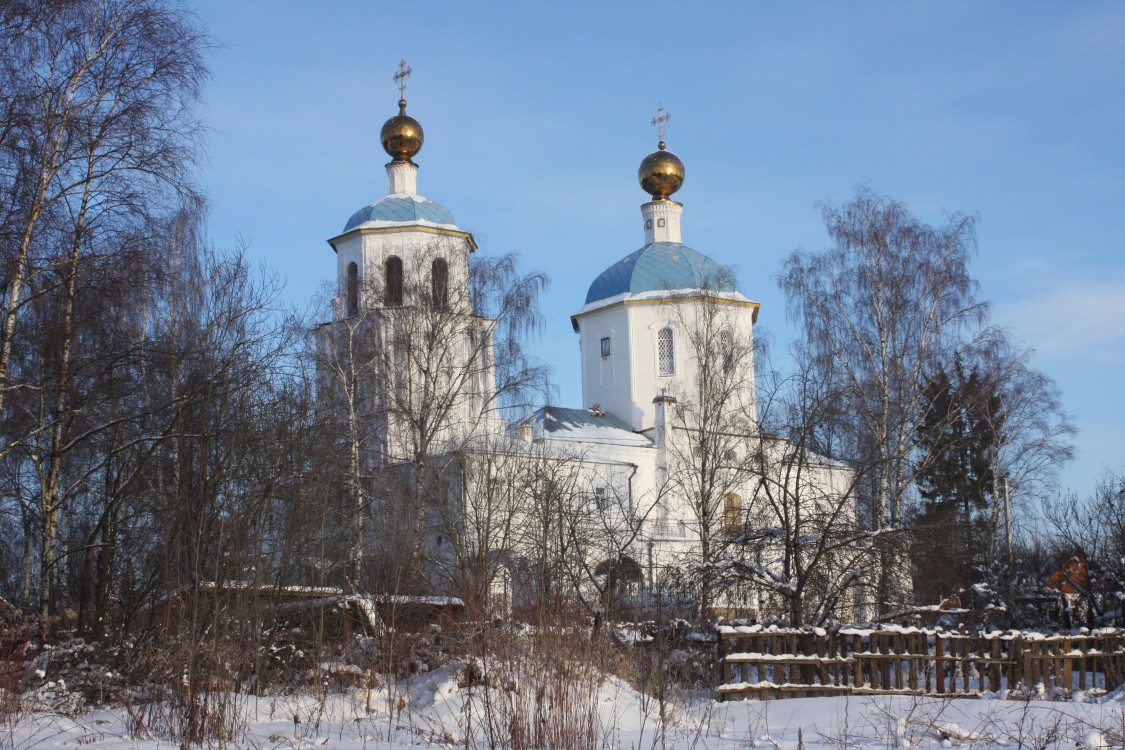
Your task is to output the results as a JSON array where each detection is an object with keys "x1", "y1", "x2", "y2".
[{"x1": 717, "y1": 626, "x2": 1125, "y2": 700}]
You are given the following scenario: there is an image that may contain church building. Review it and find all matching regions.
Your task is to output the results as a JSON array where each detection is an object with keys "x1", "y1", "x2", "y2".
[{"x1": 319, "y1": 68, "x2": 862, "y2": 622}]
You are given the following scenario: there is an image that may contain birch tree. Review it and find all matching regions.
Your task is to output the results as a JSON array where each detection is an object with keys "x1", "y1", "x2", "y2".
[
  {"x1": 973, "y1": 336, "x2": 1075, "y2": 559},
  {"x1": 0, "y1": 0, "x2": 207, "y2": 423},
  {"x1": 779, "y1": 187, "x2": 986, "y2": 614},
  {"x1": 0, "y1": 0, "x2": 208, "y2": 634}
]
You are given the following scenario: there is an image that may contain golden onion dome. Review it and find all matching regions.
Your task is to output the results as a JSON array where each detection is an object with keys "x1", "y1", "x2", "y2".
[
  {"x1": 638, "y1": 141, "x2": 684, "y2": 201},
  {"x1": 380, "y1": 98, "x2": 424, "y2": 162}
]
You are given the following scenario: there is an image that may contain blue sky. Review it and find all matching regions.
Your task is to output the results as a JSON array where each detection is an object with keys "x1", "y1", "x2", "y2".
[{"x1": 189, "y1": 1, "x2": 1124, "y2": 497}]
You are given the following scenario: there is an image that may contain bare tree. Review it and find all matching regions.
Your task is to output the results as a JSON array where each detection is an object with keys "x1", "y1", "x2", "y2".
[
  {"x1": 0, "y1": 197, "x2": 305, "y2": 640},
  {"x1": 0, "y1": 0, "x2": 207, "y2": 423},
  {"x1": 314, "y1": 279, "x2": 383, "y2": 593},
  {"x1": 657, "y1": 288, "x2": 759, "y2": 618},
  {"x1": 440, "y1": 436, "x2": 591, "y2": 622},
  {"x1": 0, "y1": 0, "x2": 208, "y2": 635},
  {"x1": 544, "y1": 450, "x2": 654, "y2": 623},
  {"x1": 779, "y1": 187, "x2": 987, "y2": 614},
  {"x1": 425, "y1": 435, "x2": 527, "y2": 618},
  {"x1": 973, "y1": 335, "x2": 1075, "y2": 560},
  {"x1": 404, "y1": 416, "x2": 664, "y2": 625},
  {"x1": 315, "y1": 243, "x2": 549, "y2": 597},
  {"x1": 1043, "y1": 474, "x2": 1125, "y2": 625},
  {"x1": 732, "y1": 346, "x2": 876, "y2": 626}
]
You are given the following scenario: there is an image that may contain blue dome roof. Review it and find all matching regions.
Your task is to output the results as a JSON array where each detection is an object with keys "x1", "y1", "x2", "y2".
[
  {"x1": 344, "y1": 195, "x2": 457, "y2": 232},
  {"x1": 584, "y1": 242, "x2": 739, "y2": 304}
]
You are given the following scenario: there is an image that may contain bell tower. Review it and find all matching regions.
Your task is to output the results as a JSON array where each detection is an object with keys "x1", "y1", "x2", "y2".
[
  {"x1": 327, "y1": 60, "x2": 476, "y2": 321},
  {"x1": 319, "y1": 62, "x2": 497, "y2": 464}
]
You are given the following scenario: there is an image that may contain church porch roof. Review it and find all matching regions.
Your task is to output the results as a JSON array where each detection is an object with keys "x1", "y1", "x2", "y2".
[{"x1": 514, "y1": 406, "x2": 653, "y2": 448}]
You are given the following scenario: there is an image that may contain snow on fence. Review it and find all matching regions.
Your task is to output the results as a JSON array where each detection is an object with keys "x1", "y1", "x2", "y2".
[{"x1": 716, "y1": 625, "x2": 1125, "y2": 700}]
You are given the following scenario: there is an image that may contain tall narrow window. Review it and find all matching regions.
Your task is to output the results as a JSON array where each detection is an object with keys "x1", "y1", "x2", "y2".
[
  {"x1": 431, "y1": 258, "x2": 448, "y2": 309},
  {"x1": 721, "y1": 329, "x2": 735, "y2": 374},
  {"x1": 657, "y1": 327, "x2": 675, "y2": 376},
  {"x1": 723, "y1": 493, "x2": 742, "y2": 530},
  {"x1": 346, "y1": 262, "x2": 358, "y2": 316},
  {"x1": 384, "y1": 255, "x2": 403, "y2": 306}
]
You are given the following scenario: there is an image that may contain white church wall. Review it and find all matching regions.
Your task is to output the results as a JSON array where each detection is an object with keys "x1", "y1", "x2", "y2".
[
  {"x1": 576, "y1": 304, "x2": 634, "y2": 426},
  {"x1": 577, "y1": 294, "x2": 759, "y2": 434},
  {"x1": 342, "y1": 230, "x2": 471, "y2": 313}
]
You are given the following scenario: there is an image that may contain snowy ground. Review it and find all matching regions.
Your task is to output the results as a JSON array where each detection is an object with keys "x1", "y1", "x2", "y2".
[{"x1": 5, "y1": 664, "x2": 1124, "y2": 749}]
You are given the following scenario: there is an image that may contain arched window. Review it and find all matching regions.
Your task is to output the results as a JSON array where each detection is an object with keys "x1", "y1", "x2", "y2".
[
  {"x1": 431, "y1": 257, "x2": 449, "y2": 309},
  {"x1": 657, "y1": 327, "x2": 675, "y2": 376},
  {"x1": 384, "y1": 255, "x2": 403, "y2": 306},
  {"x1": 723, "y1": 493, "x2": 742, "y2": 530},
  {"x1": 721, "y1": 329, "x2": 735, "y2": 374},
  {"x1": 345, "y1": 262, "x2": 358, "y2": 316}
]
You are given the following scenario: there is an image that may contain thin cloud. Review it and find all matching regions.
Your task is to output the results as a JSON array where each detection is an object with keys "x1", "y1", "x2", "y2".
[{"x1": 998, "y1": 281, "x2": 1125, "y2": 355}]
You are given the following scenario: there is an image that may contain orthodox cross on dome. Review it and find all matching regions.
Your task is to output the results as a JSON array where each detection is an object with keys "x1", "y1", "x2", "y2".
[
  {"x1": 394, "y1": 58, "x2": 413, "y2": 98},
  {"x1": 651, "y1": 103, "x2": 671, "y2": 148}
]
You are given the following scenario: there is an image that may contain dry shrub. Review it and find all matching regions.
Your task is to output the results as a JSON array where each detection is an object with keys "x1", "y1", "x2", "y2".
[
  {"x1": 460, "y1": 624, "x2": 609, "y2": 750},
  {"x1": 0, "y1": 641, "x2": 27, "y2": 727},
  {"x1": 119, "y1": 589, "x2": 265, "y2": 746},
  {"x1": 1, "y1": 606, "x2": 42, "y2": 732},
  {"x1": 120, "y1": 638, "x2": 247, "y2": 746}
]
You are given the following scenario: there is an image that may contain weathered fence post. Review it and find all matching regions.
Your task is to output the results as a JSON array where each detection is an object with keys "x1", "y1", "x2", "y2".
[{"x1": 936, "y1": 634, "x2": 945, "y2": 694}]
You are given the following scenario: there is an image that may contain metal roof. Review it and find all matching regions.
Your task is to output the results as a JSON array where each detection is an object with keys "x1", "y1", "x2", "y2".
[
  {"x1": 585, "y1": 242, "x2": 738, "y2": 304},
  {"x1": 344, "y1": 195, "x2": 457, "y2": 232},
  {"x1": 518, "y1": 406, "x2": 652, "y2": 447}
]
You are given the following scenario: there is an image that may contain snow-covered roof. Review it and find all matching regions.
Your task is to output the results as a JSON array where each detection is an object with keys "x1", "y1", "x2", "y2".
[
  {"x1": 343, "y1": 194, "x2": 459, "y2": 232},
  {"x1": 516, "y1": 406, "x2": 653, "y2": 448},
  {"x1": 571, "y1": 287, "x2": 755, "y2": 320}
]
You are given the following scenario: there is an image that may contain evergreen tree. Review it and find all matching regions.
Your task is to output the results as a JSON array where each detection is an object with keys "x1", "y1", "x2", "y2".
[{"x1": 912, "y1": 357, "x2": 1003, "y2": 602}]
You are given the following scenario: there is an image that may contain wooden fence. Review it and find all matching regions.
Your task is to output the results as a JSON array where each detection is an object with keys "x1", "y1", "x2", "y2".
[{"x1": 717, "y1": 625, "x2": 1125, "y2": 700}]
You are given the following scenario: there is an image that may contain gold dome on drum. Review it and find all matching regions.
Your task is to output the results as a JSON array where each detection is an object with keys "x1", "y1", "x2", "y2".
[
  {"x1": 381, "y1": 98, "x2": 424, "y2": 162},
  {"x1": 638, "y1": 141, "x2": 684, "y2": 201}
]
